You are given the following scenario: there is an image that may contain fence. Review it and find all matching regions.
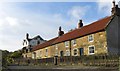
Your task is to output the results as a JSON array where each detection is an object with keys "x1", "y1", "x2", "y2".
[{"x1": 11, "y1": 55, "x2": 119, "y2": 67}]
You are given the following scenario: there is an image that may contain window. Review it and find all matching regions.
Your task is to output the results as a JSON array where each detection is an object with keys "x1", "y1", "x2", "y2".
[
  {"x1": 88, "y1": 46, "x2": 95, "y2": 55},
  {"x1": 55, "y1": 45, "x2": 58, "y2": 56},
  {"x1": 25, "y1": 41, "x2": 27, "y2": 45},
  {"x1": 45, "y1": 49, "x2": 48, "y2": 56},
  {"x1": 72, "y1": 39, "x2": 76, "y2": 46},
  {"x1": 55, "y1": 52, "x2": 58, "y2": 56},
  {"x1": 25, "y1": 55, "x2": 27, "y2": 58},
  {"x1": 37, "y1": 41, "x2": 40, "y2": 44},
  {"x1": 66, "y1": 50, "x2": 70, "y2": 56},
  {"x1": 39, "y1": 51, "x2": 42, "y2": 57},
  {"x1": 23, "y1": 40, "x2": 27, "y2": 46},
  {"x1": 32, "y1": 52, "x2": 36, "y2": 59},
  {"x1": 26, "y1": 49, "x2": 28, "y2": 53},
  {"x1": 65, "y1": 41, "x2": 69, "y2": 47},
  {"x1": 73, "y1": 49, "x2": 78, "y2": 56},
  {"x1": 55, "y1": 45, "x2": 58, "y2": 50},
  {"x1": 88, "y1": 35, "x2": 94, "y2": 42},
  {"x1": 29, "y1": 47, "x2": 32, "y2": 52}
]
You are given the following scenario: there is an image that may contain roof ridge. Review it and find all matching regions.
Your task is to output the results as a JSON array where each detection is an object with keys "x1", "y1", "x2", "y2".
[
  {"x1": 32, "y1": 37, "x2": 58, "y2": 51},
  {"x1": 32, "y1": 16, "x2": 111, "y2": 51},
  {"x1": 62, "y1": 16, "x2": 111, "y2": 36},
  {"x1": 81, "y1": 16, "x2": 111, "y2": 28},
  {"x1": 52, "y1": 16, "x2": 111, "y2": 44}
]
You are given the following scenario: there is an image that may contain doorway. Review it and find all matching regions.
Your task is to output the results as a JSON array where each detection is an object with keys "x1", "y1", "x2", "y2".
[
  {"x1": 79, "y1": 48, "x2": 84, "y2": 56},
  {"x1": 60, "y1": 51, "x2": 64, "y2": 57}
]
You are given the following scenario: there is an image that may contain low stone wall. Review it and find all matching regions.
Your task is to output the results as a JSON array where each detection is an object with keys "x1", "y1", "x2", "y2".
[{"x1": 10, "y1": 55, "x2": 119, "y2": 67}]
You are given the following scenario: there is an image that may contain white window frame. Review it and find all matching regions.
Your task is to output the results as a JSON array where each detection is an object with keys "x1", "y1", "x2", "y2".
[
  {"x1": 88, "y1": 34, "x2": 94, "y2": 42},
  {"x1": 65, "y1": 41, "x2": 69, "y2": 47},
  {"x1": 39, "y1": 51, "x2": 42, "y2": 57},
  {"x1": 65, "y1": 50, "x2": 70, "y2": 56},
  {"x1": 55, "y1": 45, "x2": 58, "y2": 50},
  {"x1": 54, "y1": 45, "x2": 58, "y2": 56},
  {"x1": 73, "y1": 48, "x2": 78, "y2": 56},
  {"x1": 32, "y1": 52, "x2": 36, "y2": 59},
  {"x1": 88, "y1": 45, "x2": 95, "y2": 55},
  {"x1": 45, "y1": 49, "x2": 48, "y2": 57},
  {"x1": 72, "y1": 39, "x2": 77, "y2": 46}
]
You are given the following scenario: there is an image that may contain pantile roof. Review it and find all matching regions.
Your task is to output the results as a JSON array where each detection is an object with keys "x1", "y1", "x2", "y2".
[
  {"x1": 52, "y1": 16, "x2": 112, "y2": 44},
  {"x1": 32, "y1": 16, "x2": 112, "y2": 51},
  {"x1": 32, "y1": 37, "x2": 58, "y2": 51}
]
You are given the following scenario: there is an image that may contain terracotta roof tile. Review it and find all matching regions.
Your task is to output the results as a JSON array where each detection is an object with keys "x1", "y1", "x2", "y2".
[
  {"x1": 52, "y1": 16, "x2": 112, "y2": 44},
  {"x1": 32, "y1": 16, "x2": 112, "y2": 51},
  {"x1": 32, "y1": 37, "x2": 58, "y2": 51}
]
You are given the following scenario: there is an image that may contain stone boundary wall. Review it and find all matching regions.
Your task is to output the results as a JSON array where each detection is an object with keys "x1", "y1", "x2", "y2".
[{"x1": 0, "y1": 50, "x2": 2, "y2": 71}]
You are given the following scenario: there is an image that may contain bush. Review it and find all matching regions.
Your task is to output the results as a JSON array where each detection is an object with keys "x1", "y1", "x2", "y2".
[{"x1": 11, "y1": 51, "x2": 22, "y2": 58}]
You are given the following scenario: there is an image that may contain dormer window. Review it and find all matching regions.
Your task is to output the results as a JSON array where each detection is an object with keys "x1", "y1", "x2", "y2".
[{"x1": 88, "y1": 34, "x2": 94, "y2": 42}]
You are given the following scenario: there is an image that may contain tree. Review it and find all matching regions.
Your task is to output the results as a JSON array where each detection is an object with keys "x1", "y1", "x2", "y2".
[
  {"x1": 11, "y1": 51, "x2": 22, "y2": 58},
  {"x1": 2, "y1": 50, "x2": 10, "y2": 66}
]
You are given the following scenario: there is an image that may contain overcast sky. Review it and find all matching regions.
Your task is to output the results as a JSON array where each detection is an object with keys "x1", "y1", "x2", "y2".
[{"x1": 0, "y1": 0, "x2": 119, "y2": 51}]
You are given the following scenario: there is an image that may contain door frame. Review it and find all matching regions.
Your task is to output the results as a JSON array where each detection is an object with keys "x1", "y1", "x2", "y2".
[{"x1": 79, "y1": 48, "x2": 84, "y2": 56}]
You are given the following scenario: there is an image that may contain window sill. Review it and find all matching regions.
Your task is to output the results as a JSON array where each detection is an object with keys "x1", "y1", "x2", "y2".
[
  {"x1": 73, "y1": 44, "x2": 77, "y2": 46},
  {"x1": 88, "y1": 40, "x2": 94, "y2": 42},
  {"x1": 89, "y1": 53, "x2": 95, "y2": 55},
  {"x1": 65, "y1": 46, "x2": 69, "y2": 47},
  {"x1": 74, "y1": 54, "x2": 78, "y2": 56}
]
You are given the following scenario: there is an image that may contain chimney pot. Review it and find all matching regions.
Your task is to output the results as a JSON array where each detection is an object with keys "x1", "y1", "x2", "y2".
[{"x1": 113, "y1": 0, "x2": 116, "y2": 7}]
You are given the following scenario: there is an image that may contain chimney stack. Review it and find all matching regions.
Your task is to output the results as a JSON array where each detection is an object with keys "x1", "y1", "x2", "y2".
[
  {"x1": 111, "y1": 0, "x2": 116, "y2": 15},
  {"x1": 119, "y1": 1, "x2": 120, "y2": 8},
  {"x1": 58, "y1": 26, "x2": 64, "y2": 36},
  {"x1": 116, "y1": 5, "x2": 120, "y2": 16},
  {"x1": 111, "y1": 0, "x2": 120, "y2": 16},
  {"x1": 26, "y1": 33, "x2": 29, "y2": 39},
  {"x1": 78, "y1": 20, "x2": 83, "y2": 28}
]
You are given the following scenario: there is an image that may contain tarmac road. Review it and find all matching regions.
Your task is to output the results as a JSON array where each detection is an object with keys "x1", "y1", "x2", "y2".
[{"x1": 2, "y1": 65, "x2": 118, "y2": 71}]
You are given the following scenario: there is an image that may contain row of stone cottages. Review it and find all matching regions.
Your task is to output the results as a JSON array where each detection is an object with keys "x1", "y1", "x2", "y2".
[{"x1": 22, "y1": 2, "x2": 120, "y2": 59}]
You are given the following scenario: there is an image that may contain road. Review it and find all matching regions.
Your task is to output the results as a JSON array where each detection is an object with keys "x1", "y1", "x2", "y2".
[{"x1": 2, "y1": 65, "x2": 118, "y2": 71}]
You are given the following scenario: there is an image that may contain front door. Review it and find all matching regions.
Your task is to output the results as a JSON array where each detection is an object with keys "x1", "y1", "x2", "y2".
[
  {"x1": 60, "y1": 51, "x2": 64, "y2": 57},
  {"x1": 79, "y1": 48, "x2": 84, "y2": 56}
]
